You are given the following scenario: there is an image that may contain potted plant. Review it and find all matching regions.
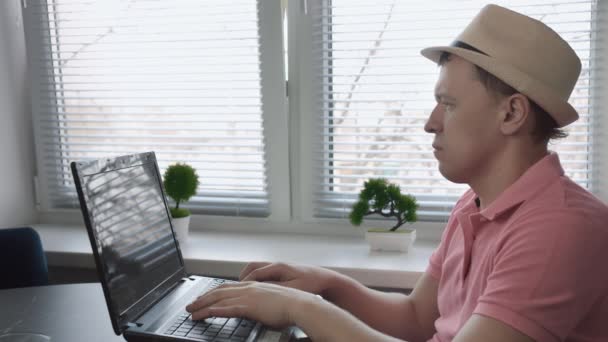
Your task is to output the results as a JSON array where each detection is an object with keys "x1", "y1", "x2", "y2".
[
  {"x1": 163, "y1": 163, "x2": 199, "y2": 243},
  {"x1": 349, "y1": 178, "x2": 418, "y2": 252}
]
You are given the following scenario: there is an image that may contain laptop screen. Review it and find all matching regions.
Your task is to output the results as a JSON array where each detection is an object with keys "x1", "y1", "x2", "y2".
[{"x1": 75, "y1": 154, "x2": 183, "y2": 316}]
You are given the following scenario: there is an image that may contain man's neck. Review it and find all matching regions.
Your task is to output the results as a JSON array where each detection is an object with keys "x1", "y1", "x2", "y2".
[{"x1": 471, "y1": 143, "x2": 549, "y2": 210}]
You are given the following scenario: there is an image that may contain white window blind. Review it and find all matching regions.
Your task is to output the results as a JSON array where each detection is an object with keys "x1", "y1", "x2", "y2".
[
  {"x1": 25, "y1": 0, "x2": 270, "y2": 217},
  {"x1": 310, "y1": 0, "x2": 600, "y2": 221}
]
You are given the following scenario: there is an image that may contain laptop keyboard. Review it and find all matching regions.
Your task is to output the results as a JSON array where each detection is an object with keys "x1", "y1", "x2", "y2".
[
  {"x1": 163, "y1": 279, "x2": 255, "y2": 341},
  {"x1": 165, "y1": 312, "x2": 256, "y2": 341}
]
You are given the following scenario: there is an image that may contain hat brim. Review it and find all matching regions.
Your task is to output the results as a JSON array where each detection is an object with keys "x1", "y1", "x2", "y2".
[{"x1": 421, "y1": 46, "x2": 578, "y2": 127}]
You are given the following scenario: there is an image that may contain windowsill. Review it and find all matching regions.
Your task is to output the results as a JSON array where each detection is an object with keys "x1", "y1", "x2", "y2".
[{"x1": 33, "y1": 224, "x2": 437, "y2": 290}]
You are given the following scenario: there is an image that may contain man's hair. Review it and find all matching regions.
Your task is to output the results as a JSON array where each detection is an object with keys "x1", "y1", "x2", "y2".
[{"x1": 438, "y1": 51, "x2": 567, "y2": 144}]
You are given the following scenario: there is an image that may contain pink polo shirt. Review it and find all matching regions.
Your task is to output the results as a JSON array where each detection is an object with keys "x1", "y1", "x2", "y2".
[{"x1": 426, "y1": 153, "x2": 608, "y2": 342}]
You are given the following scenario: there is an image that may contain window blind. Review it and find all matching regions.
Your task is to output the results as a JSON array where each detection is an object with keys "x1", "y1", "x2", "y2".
[
  {"x1": 25, "y1": 0, "x2": 270, "y2": 217},
  {"x1": 311, "y1": 0, "x2": 600, "y2": 221}
]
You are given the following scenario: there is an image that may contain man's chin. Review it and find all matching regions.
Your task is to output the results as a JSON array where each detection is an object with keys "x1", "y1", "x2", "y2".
[{"x1": 438, "y1": 164, "x2": 468, "y2": 184}]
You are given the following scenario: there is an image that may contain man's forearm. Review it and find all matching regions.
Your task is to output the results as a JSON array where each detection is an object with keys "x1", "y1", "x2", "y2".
[
  {"x1": 321, "y1": 272, "x2": 427, "y2": 342},
  {"x1": 292, "y1": 294, "x2": 402, "y2": 342}
]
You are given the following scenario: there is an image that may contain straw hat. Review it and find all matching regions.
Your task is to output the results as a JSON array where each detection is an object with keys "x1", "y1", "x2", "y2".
[{"x1": 421, "y1": 4, "x2": 581, "y2": 127}]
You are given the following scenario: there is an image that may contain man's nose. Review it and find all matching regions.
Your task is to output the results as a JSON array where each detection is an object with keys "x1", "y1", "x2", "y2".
[{"x1": 424, "y1": 105, "x2": 442, "y2": 134}]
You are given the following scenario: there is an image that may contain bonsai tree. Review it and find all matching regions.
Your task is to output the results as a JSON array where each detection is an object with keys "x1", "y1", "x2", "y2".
[
  {"x1": 349, "y1": 178, "x2": 418, "y2": 231},
  {"x1": 163, "y1": 163, "x2": 199, "y2": 219}
]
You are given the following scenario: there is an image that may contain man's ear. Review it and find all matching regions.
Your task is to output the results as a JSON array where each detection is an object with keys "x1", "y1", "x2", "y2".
[{"x1": 498, "y1": 93, "x2": 532, "y2": 136}]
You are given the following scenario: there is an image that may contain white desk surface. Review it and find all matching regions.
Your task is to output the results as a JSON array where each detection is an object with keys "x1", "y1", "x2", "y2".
[{"x1": 33, "y1": 224, "x2": 437, "y2": 290}]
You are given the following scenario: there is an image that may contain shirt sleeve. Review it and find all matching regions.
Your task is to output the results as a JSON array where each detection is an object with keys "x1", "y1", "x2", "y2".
[
  {"x1": 474, "y1": 211, "x2": 608, "y2": 342},
  {"x1": 426, "y1": 218, "x2": 449, "y2": 280},
  {"x1": 426, "y1": 242, "x2": 443, "y2": 280},
  {"x1": 426, "y1": 219, "x2": 452, "y2": 280},
  {"x1": 426, "y1": 208, "x2": 461, "y2": 280},
  {"x1": 426, "y1": 190, "x2": 475, "y2": 280}
]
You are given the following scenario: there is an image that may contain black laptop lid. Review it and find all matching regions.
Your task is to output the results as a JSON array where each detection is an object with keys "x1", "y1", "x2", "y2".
[{"x1": 71, "y1": 152, "x2": 187, "y2": 334}]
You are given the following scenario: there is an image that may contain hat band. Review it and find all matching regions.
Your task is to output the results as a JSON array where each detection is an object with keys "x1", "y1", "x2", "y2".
[{"x1": 450, "y1": 40, "x2": 489, "y2": 56}]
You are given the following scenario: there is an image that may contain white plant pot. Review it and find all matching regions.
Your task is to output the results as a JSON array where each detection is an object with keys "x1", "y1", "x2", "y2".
[
  {"x1": 365, "y1": 229, "x2": 416, "y2": 253},
  {"x1": 171, "y1": 216, "x2": 190, "y2": 243}
]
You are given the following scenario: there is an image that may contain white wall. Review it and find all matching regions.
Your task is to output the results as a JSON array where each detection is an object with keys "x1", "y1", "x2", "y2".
[{"x1": 0, "y1": 0, "x2": 38, "y2": 227}]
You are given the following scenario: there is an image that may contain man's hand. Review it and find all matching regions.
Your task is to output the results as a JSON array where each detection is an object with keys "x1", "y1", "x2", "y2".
[
  {"x1": 186, "y1": 281, "x2": 316, "y2": 329},
  {"x1": 239, "y1": 262, "x2": 339, "y2": 296},
  {"x1": 240, "y1": 262, "x2": 441, "y2": 342},
  {"x1": 186, "y1": 281, "x2": 402, "y2": 342}
]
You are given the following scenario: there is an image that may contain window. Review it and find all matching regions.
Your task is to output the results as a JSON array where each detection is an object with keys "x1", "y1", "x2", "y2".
[
  {"x1": 24, "y1": 0, "x2": 288, "y2": 218},
  {"x1": 297, "y1": 0, "x2": 601, "y2": 222},
  {"x1": 25, "y1": 0, "x2": 605, "y2": 232}
]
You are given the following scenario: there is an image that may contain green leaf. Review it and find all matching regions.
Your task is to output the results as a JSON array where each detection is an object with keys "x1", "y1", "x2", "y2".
[
  {"x1": 349, "y1": 201, "x2": 369, "y2": 226},
  {"x1": 386, "y1": 184, "x2": 401, "y2": 198},
  {"x1": 349, "y1": 178, "x2": 418, "y2": 230},
  {"x1": 163, "y1": 163, "x2": 199, "y2": 206}
]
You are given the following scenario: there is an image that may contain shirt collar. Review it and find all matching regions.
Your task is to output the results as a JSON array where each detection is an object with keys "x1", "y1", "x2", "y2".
[{"x1": 475, "y1": 152, "x2": 564, "y2": 221}]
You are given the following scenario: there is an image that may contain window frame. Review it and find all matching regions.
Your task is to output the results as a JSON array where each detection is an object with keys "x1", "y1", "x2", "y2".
[
  {"x1": 290, "y1": 0, "x2": 608, "y2": 233},
  {"x1": 287, "y1": 0, "x2": 451, "y2": 237},
  {"x1": 24, "y1": 0, "x2": 291, "y2": 221},
  {"x1": 27, "y1": 0, "x2": 608, "y2": 239}
]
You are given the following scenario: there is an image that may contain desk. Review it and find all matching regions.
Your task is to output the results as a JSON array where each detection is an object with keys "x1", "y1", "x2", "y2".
[
  {"x1": 0, "y1": 283, "x2": 294, "y2": 342},
  {"x1": 0, "y1": 283, "x2": 123, "y2": 341}
]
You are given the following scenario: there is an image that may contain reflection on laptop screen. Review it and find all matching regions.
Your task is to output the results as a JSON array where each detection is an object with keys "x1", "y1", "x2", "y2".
[{"x1": 80, "y1": 160, "x2": 182, "y2": 315}]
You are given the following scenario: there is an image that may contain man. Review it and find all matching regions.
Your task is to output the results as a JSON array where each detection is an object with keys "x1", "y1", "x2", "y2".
[{"x1": 187, "y1": 5, "x2": 608, "y2": 341}]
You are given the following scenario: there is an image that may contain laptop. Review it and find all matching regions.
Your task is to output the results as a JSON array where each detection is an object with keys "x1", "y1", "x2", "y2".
[{"x1": 70, "y1": 151, "x2": 266, "y2": 342}]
